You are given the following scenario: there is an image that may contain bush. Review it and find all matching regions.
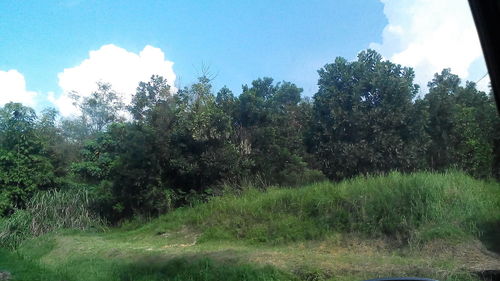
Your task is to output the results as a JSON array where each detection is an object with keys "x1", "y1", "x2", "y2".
[
  {"x1": 0, "y1": 189, "x2": 105, "y2": 249},
  {"x1": 142, "y1": 171, "x2": 499, "y2": 245},
  {"x1": 0, "y1": 209, "x2": 32, "y2": 249}
]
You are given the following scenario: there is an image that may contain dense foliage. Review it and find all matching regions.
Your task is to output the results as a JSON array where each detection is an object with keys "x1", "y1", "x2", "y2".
[
  {"x1": 0, "y1": 50, "x2": 498, "y2": 222},
  {"x1": 0, "y1": 189, "x2": 104, "y2": 249},
  {"x1": 307, "y1": 50, "x2": 427, "y2": 179},
  {"x1": 140, "y1": 171, "x2": 499, "y2": 246}
]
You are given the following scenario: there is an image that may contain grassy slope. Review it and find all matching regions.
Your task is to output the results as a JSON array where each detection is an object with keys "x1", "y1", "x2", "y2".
[{"x1": 1, "y1": 171, "x2": 499, "y2": 281}]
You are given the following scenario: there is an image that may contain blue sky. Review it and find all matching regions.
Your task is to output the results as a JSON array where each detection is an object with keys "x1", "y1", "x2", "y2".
[{"x1": 0, "y1": 0, "x2": 489, "y2": 115}]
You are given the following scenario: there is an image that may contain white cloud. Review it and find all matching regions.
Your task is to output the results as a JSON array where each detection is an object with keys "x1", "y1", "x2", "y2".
[
  {"x1": 47, "y1": 91, "x2": 75, "y2": 117},
  {"x1": 51, "y1": 44, "x2": 176, "y2": 116},
  {"x1": 370, "y1": 0, "x2": 490, "y2": 91},
  {"x1": 0, "y1": 69, "x2": 38, "y2": 107}
]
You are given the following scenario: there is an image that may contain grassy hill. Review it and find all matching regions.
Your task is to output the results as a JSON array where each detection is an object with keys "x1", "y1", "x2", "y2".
[{"x1": 1, "y1": 171, "x2": 499, "y2": 281}]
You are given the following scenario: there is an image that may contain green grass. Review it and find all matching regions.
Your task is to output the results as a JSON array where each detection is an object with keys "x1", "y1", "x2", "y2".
[
  {"x1": 0, "y1": 248, "x2": 67, "y2": 281},
  {"x1": 0, "y1": 189, "x2": 105, "y2": 249},
  {"x1": 1, "y1": 171, "x2": 498, "y2": 281},
  {"x1": 3, "y1": 235, "x2": 483, "y2": 281},
  {"x1": 135, "y1": 171, "x2": 499, "y2": 246},
  {"x1": 0, "y1": 247, "x2": 294, "y2": 281}
]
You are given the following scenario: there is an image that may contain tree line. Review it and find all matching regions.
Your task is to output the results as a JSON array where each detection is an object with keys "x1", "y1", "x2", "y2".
[{"x1": 1, "y1": 50, "x2": 498, "y2": 222}]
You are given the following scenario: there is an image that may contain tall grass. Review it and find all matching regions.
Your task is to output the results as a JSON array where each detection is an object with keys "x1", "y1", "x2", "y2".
[
  {"x1": 0, "y1": 189, "x2": 105, "y2": 249},
  {"x1": 0, "y1": 248, "x2": 66, "y2": 281},
  {"x1": 142, "y1": 171, "x2": 499, "y2": 245},
  {"x1": 1, "y1": 171, "x2": 495, "y2": 281}
]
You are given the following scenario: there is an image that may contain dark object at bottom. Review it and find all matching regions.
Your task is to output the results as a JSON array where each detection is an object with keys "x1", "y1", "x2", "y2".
[
  {"x1": 363, "y1": 278, "x2": 438, "y2": 281},
  {"x1": 468, "y1": 0, "x2": 500, "y2": 112},
  {"x1": 0, "y1": 271, "x2": 12, "y2": 281},
  {"x1": 475, "y1": 270, "x2": 500, "y2": 281}
]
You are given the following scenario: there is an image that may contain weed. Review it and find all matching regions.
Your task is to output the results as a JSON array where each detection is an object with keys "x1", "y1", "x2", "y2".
[
  {"x1": 141, "y1": 171, "x2": 499, "y2": 245},
  {"x1": 0, "y1": 189, "x2": 105, "y2": 249}
]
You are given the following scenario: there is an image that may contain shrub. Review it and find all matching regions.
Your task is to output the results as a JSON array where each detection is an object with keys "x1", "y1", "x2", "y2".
[
  {"x1": 0, "y1": 189, "x2": 105, "y2": 248},
  {"x1": 143, "y1": 171, "x2": 499, "y2": 245}
]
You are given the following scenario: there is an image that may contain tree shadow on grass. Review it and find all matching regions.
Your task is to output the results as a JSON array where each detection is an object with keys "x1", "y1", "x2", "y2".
[
  {"x1": 53, "y1": 250, "x2": 294, "y2": 281},
  {"x1": 116, "y1": 257, "x2": 293, "y2": 281},
  {"x1": 0, "y1": 248, "x2": 69, "y2": 281},
  {"x1": 479, "y1": 220, "x2": 500, "y2": 254}
]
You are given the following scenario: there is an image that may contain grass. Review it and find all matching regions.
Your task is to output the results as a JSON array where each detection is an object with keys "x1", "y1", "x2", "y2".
[
  {"x1": 0, "y1": 248, "x2": 67, "y2": 281},
  {"x1": 135, "y1": 171, "x2": 499, "y2": 246},
  {"x1": 1, "y1": 171, "x2": 499, "y2": 281},
  {"x1": 0, "y1": 189, "x2": 105, "y2": 249},
  {"x1": 0, "y1": 246, "x2": 294, "y2": 281},
  {"x1": 4, "y1": 233, "x2": 485, "y2": 281}
]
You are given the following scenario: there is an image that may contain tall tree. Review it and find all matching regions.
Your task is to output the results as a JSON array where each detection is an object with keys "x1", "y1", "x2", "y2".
[
  {"x1": 237, "y1": 78, "x2": 309, "y2": 184},
  {"x1": 425, "y1": 69, "x2": 461, "y2": 170},
  {"x1": 70, "y1": 82, "x2": 124, "y2": 136},
  {"x1": 0, "y1": 103, "x2": 55, "y2": 215},
  {"x1": 308, "y1": 50, "x2": 427, "y2": 180},
  {"x1": 167, "y1": 76, "x2": 246, "y2": 191},
  {"x1": 424, "y1": 70, "x2": 499, "y2": 178}
]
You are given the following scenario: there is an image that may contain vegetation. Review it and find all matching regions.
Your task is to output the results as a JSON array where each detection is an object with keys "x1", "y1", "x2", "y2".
[
  {"x1": 0, "y1": 189, "x2": 105, "y2": 249},
  {"x1": 129, "y1": 171, "x2": 500, "y2": 246},
  {"x1": 1, "y1": 172, "x2": 498, "y2": 281},
  {"x1": 0, "y1": 247, "x2": 294, "y2": 281},
  {"x1": 0, "y1": 49, "x2": 497, "y2": 223},
  {"x1": 307, "y1": 50, "x2": 427, "y2": 179},
  {"x1": 0, "y1": 49, "x2": 498, "y2": 280}
]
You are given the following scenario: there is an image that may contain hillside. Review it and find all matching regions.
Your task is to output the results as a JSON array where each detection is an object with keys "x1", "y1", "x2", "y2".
[{"x1": 1, "y1": 172, "x2": 499, "y2": 281}]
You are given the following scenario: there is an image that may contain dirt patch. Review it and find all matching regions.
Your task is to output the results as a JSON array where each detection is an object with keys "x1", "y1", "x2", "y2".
[
  {"x1": 243, "y1": 238, "x2": 500, "y2": 279},
  {"x1": 421, "y1": 239, "x2": 500, "y2": 272},
  {"x1": 160, "y1": 226, "x2": 200, "y2": 249},
  {"x1": 0, "y1": 271, "x2": 11, "y2": 281}
]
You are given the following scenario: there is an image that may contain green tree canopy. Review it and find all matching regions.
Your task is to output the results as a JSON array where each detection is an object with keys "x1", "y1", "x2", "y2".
[
  {"x1": 308, "y1": 50, "x2": 427, "y2": 180},
  {"x1": 0, "y1": 103, "x2": 55, "y2": 215}
]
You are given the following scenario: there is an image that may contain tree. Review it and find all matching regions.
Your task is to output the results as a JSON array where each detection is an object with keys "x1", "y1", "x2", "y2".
[
  {"x1": 0, "y1": 103, "x2": 55, "y2": 215},
  {"x1": 129, "y1": 75, "x2": 172, "y2": 123},
  {"x1": 72, "y1": 123, "x2": 167, "y2": 220},
  {"x1": 71, "y1": 76, "x2": 175, "y2": 220},
  {"x1": 424, "y1": 70, "x2": 499, "y2": 178},
  {"x1": 37, "y1": 108, "x2": 79, "y2": 180},
  {"x1": 425, "y1": 69, "x2": 461, "y2": 170},
  {"x1": 72, "y1": 76, "x2": 247, "y2": 220},
  {"x1": 455, "y1": 82, "x2": 495, "y2": 177},
  {"x1": 167, "y1": 76, "x2": 247, "y2": 191},
  {"x1": 59, "y1": 83, "x2": 126, "y2": 179},
  {"x1": 307, "y1": 50, "x2": 426, "y2": 180},
  {"x1": 236, "y1": 78, "x2": 310, "y2": 184},
  {"x1": 70, "y1": 82, "x2": 124, "y2": 136}
]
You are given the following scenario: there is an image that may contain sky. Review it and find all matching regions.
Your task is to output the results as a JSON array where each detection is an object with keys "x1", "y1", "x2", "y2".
[{"x1": 0, "y1": 0, "x2": 490, "y2": 116}]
